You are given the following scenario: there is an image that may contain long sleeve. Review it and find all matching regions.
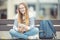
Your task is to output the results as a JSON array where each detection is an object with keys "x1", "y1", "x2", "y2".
[
  {"x1": 13, "y1": 12, "x2": 35, "y2": 30},
  {"x1": 48, "y1": 20, "x2": 56, "y2": 33},
  {"x1": 13, "y1": 14, "x2": 18, "y2": 31},
  {"x1": 29, "y1": 17, "x2": 35, "y2": 29},
  {"x1": 13, "y1": 17, "x2": 35, "y2": 31},
  {"x1": 28, "y1": 10, "x2": 36, "y2": 29},
  {"x1": 13, "y1": 19, "x2": 18, "y2": 31}
]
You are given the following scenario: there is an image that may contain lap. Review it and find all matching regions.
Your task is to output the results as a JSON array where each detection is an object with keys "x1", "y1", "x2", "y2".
[
  {"x1": 9, "y1": 29, "x2": 28, "y2": 39},
  {"x1": 9, "y1": 27, "x2": 39, "y2": 36},
  {"x1": 24, "y1": 27, "x2": 39, "y2": 36}
]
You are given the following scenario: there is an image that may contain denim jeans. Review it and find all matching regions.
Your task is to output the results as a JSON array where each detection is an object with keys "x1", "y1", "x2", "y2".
[{"x1": 9, "y1": 28, "x2": 39, "y2": 39}]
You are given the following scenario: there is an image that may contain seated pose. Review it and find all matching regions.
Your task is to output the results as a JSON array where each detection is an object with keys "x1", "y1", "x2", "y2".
[{"x1": 9, "y1": 3, "x2": 39, "y2": 39}]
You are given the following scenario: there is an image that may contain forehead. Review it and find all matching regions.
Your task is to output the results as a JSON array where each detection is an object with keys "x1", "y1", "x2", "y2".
[{"x1": 19, "y1": 4, "x2": 25, "y2": 8}]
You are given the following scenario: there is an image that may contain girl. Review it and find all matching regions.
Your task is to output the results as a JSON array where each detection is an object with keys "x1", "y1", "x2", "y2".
[{"x1": 9, "y1": 3, "x2": 39, "y2": 39}]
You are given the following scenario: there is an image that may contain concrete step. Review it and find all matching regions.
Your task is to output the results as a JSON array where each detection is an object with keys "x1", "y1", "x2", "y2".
[
  {"x1": 0, "y1": 31, "x2": 60, "y2": 39},
  {"x1": 0, "y1": 31, "x2": 12, "y2": 39}
]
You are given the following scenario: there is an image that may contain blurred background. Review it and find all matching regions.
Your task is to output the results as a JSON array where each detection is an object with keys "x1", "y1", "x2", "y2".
[
  {"x1": 0, "y1": 0, "x2": 60, "y2": 39},
  {"x1": 0, "y1": 0, "x2": 60, "y2": 20}
]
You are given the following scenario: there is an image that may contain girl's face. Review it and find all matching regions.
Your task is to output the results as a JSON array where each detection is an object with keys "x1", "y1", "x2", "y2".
[{"x1": 19, "y1": 4, "x2": 26, "y2": 14}]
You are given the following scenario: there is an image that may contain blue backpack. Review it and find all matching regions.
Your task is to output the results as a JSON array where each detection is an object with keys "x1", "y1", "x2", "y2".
[{"x1": 39, "y1": 20, "x2": 56, "y2": 39}]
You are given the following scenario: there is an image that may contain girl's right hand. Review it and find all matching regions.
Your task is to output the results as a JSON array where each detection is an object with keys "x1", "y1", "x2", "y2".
[{"x1": 17, "y1": 27, "x2": 21, "y2": 32}]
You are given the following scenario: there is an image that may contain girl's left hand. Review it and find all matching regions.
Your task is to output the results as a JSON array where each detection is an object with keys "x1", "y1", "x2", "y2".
[{"x1": 25, "y1": 26, "x2": 30, "y2": 31}]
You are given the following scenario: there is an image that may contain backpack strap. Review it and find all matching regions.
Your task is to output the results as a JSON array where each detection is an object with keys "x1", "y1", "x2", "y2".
[{"x1": 47, "y1": 20, "x2": 57, "y2": 39}]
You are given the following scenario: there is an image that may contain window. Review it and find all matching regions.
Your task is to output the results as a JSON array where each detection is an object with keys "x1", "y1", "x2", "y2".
[
  {"x1": 38, "y1": 3, "x2": 58, "y2": 20},
  {"x1": 28, "y1": 3, "x2": 36, "y2": 11},
  {"x1": 0, "y1": 9, "x2": 7, "y2": 19},
  {"x1": 50, "y1": 8, "x2": 58, "y2": 18}
]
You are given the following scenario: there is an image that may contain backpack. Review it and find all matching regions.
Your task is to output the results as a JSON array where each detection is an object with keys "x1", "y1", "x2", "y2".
[{"x1": 39, "y1": 20, "x2": 56, "y2": 39}]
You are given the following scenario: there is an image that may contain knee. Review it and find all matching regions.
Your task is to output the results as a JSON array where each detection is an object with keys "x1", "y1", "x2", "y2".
[
  {"x1": 9, "y1": 29, "x2": 15, "y2": 35},
  {"x1": 35, "y1": 28, "x2": 39, "y2": 32},
  {"x1": 33, "y1": 28, "x2": 39, "y2": 33}
]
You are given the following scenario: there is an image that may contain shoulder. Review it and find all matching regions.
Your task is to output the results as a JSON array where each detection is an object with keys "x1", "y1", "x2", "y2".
[
  {"x1": 14, "y1": 14, "x2": 18, "y2": 19},
  {"x1": 28, "y1": 10, "x2": 36, "y2": 18}
]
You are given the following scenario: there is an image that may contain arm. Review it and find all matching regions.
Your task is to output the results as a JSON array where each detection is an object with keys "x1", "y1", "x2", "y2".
[
  {"x1": 19, "y1": 17, "x2": 35, "y2": 31},
  {"x1": 28, "y1": 11, "x2": 36, "y2": 29},
  {"x1": 29, "y1": 17, "x2": 35, "y2": 29},
  {"x1": 13, "y1": 14, "x2": 26, "y2": 32},
  {"x1": 13, "y1": 19, "x2": 18, "y2": 31},
  {"x1": 13, "y1": 16, "x2": 35, "y2": 31},
  {"x1": 13, "y1": 19, "x2": 25, "y2": 32}
]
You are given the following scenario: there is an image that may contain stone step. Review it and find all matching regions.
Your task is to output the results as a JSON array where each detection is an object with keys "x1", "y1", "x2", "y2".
[{"x1": 0, "y1": 31, "x2": 60, "y2": 39}]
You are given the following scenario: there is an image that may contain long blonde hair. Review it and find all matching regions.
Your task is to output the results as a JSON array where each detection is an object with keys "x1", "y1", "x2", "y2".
[{"x1": 17, "y1": 3, "x2": 29, "y2": 26}]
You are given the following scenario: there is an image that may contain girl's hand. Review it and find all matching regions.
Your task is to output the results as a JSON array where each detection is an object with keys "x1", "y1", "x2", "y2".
[
  {"x1": 25, "y1": 26, "x2": 30, "y2": 31},
  {"x1": 17, "y1": 27, "x2": 25, "y2": 33}
]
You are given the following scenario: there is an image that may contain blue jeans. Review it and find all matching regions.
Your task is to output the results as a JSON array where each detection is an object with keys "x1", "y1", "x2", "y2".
[{"x1": 9, "y1": 28, "x2": 39, "y2": 39}]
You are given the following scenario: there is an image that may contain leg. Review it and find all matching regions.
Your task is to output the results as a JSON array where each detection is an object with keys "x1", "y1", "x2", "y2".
[
  {"x1": 24, "y1": 28, "x2": 39, "y2": 36},
  {"x1": 9, "y1": 29, "x2": 28, "y2": 39}
]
